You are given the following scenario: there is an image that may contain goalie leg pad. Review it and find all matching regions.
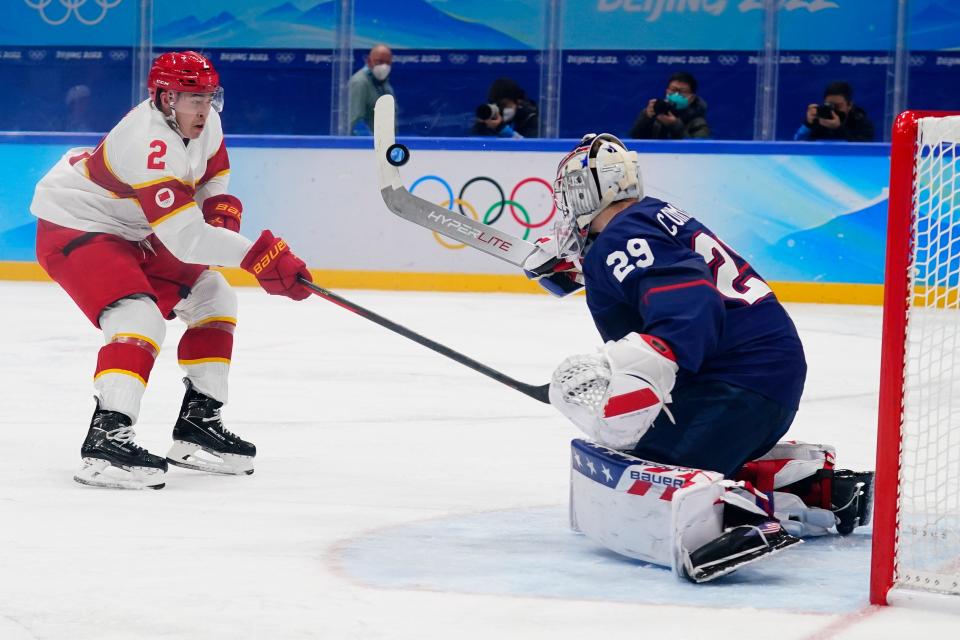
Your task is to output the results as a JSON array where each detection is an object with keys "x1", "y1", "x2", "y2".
[
  {"x1": 736, "y1": 441, "x2": 874, "y2": 535},
  {"x1": 736, "y1": 441, "x2": 837, "y2": 500},
  {"x1": 568, "y1": 439, "x2": 726, "y2": 573}
]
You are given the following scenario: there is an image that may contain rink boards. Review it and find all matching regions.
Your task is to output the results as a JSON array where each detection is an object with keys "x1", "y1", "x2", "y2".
[{"x1": 0, "y1": 135, "x2": 890, "y2": 304}]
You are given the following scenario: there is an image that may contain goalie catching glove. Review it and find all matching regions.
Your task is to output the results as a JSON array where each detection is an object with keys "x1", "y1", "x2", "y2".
[
  {"x1": 549, "y1": 333, "x2": 678, "y2": 449},
  {"x1": 523, "y1": 235, "x2": 585, "y2": 297},
  {"x1": 241, "y1": 230, "x2": 314, "y2": 301}
]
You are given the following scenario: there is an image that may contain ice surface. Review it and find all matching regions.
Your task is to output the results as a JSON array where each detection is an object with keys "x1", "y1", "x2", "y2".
[{"x1": 0, "y1": 282, "x2": 956, "y2": 639}]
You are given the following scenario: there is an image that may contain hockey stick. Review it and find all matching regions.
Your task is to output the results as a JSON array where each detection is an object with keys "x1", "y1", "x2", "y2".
[
  {"x1": 373, "y1": 94, "x2": 539, "y2": 268},
  {"x1": 297, "y1": 276, "x2": 550, "y2": 404}
]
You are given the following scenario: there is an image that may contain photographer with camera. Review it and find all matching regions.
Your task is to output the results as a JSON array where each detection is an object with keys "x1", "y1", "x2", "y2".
[
  {"x1": 470, "y1": 77, "x2": 539, "y2": 138},
  {"x1": 794, "y1": 81, "x2": 874, "y2": 142},
  {"x1": 629, "y1": 71, "x2": 710, "y2": 140}
]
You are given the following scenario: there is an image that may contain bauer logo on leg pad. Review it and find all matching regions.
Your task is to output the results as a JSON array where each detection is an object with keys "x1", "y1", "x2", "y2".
[
  {"x1": 569, "y1": 439, "x2": 726, "y2": 571},
  {"x1": 629, "y1": 470, "x2": 685, "y2": 488},
  {"x1": 570, "y1": 439, "x2": 721, "y2": 494}
]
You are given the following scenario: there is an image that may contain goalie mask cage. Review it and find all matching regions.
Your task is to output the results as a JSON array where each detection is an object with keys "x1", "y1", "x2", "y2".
[{"x1": 872, "y1": 111, "x2": 960, "y2": 609}]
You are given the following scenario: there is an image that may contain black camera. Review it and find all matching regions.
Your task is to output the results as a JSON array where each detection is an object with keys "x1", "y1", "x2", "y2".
[
  {"x1": 653, "y1": 99, "x2": 678, "y2": 116},
  {"x1": 476, "y1": 103, "x2": 500, "y2": 120},
  {"x1": 816, "y1": 104, "x2": 835, "y2": 119}
]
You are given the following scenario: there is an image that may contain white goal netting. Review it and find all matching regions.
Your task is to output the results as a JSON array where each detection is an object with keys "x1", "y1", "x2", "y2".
[{"x1": 897, "y1": 115, "x2": 960, "y2": 596}]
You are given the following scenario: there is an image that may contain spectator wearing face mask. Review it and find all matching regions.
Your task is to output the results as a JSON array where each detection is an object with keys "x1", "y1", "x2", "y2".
[
  {"x1": 794, "y1": 81, "x2": 875, "y2": 142},
  {"x1": 470, "y1": 77, "x2": 539, "y2": 138},
  {"x1": 348, "y1": 44, "x2": 394, "y2": 136},
  {"x1": 629, "y1": 71, "x2": 710, "y2": 140}
]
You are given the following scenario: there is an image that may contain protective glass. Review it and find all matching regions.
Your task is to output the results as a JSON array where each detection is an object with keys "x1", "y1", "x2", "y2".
[{"x1": 171, "y1": 87, "x2": 225, "y2": 114}]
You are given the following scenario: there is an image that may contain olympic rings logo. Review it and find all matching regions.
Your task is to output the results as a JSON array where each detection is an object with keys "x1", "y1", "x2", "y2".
[
  {"x1": 25, "y1": 0, "x2": 123, "y2": 26},
  {"x1": 409, "y1": 175, "x2": 556, "y2": 250}
]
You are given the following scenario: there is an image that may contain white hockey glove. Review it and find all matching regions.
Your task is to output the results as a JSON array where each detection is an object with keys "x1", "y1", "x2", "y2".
[
  {"x1": 522, "y1": 236, "x2": 585, "y2": 297},
  {"x1": 549, "y1": 333, "x2": 679, "y2": 449}
]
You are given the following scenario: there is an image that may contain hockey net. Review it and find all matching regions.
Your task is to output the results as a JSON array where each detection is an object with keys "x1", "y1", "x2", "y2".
[{"x1": 872, "y1": 111, "x2": 960, "y2": 608}]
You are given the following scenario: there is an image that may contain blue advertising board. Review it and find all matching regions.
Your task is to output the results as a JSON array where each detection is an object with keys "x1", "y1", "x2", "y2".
[{"x1": 1, "y1": 135, "x2": 893, "y2": 290}]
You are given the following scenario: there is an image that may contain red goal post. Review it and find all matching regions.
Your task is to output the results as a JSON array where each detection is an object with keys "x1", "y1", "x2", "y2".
[{"x1": 872, "y1": 110, "x2": 960, "y2": 608}]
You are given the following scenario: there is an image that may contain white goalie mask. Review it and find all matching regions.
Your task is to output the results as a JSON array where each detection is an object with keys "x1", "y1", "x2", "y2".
[{"x1": 552, "y1": 133, "x2": 644, "y2": 256}]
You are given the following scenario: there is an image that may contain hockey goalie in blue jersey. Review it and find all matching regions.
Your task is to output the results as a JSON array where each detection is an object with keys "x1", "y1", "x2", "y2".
[{"x1": 523, "y1": 134, "x2": 874, "y2": 582}]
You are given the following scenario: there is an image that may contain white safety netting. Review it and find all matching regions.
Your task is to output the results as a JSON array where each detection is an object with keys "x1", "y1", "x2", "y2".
[{"x1": 897, "y1": 115, "x2": 960, "y2": 596}]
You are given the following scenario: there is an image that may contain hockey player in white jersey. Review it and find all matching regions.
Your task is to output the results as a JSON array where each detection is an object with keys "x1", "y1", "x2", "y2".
[{"x1": 31, "y1": 51, "x2": 315, "y2": 490}]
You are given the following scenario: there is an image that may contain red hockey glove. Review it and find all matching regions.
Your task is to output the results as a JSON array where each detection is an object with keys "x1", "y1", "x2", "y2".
[
  {"x1": 241, "y1": 230, "x2": 313, "y2": 301},
  {"x1": 202, "y1": 194, "x2": 242, "y2": 233}
]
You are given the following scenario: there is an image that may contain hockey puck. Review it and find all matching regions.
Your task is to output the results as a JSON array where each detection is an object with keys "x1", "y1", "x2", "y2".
[{"x1": 386, "y1": 143, "x2": 410, "y2": 167}]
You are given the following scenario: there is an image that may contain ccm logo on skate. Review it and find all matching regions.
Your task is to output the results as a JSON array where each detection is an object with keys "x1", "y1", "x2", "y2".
[
  {"x1": 251, "y1": 241, "x2": 287, "y2": 274},
  {"x1": 629, "y1": 470, "x2": 684, "y2": 487}
]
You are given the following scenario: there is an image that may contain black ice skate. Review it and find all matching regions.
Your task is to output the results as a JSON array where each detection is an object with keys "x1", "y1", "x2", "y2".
[
  {"x1": 681, "y1": 519, "x2": 803, "y2": 584},
  {"x1": 832, "y1": 469, "x2": 874, "y2": 535},
  {"x1": 166, "y1": 379, "x2": 255, "y2": 475},
  {"x1": 74, "y1": 399, "x2": 167, "y2": 490}
]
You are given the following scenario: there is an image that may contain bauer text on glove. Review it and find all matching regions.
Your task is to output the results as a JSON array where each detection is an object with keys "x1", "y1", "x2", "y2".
[
  {"x1": 201, "y1": 194, "x2": 242, "y2": 233},
  {"x1": 240, "y1": 230, "x2": 313, "y2": 301}
]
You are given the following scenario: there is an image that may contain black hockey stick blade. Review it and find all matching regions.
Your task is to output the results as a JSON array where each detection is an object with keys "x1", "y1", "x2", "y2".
[
  {"x1": 373, "y1": 94, "x2": 538, "y2": 268},
  {"x1": 297, "y1": 276, "x2": 550, "y2": 404}
]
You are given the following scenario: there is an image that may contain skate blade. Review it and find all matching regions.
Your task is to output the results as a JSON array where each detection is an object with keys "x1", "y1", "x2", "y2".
[
  {"x1": 685, "y1": 536, "x2": 803, "y2": 584},
  {"x1": 166, "y1": 440, "x2": 254, "y2": 476},
  {"x1": 74, "y1": 457, "x2": 166, "y2": 490}
]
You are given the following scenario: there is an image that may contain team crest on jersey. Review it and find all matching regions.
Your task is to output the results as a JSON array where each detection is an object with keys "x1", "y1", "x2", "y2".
[{"x1": 155, "y1": 188, "x2": 175, "y2": 209}]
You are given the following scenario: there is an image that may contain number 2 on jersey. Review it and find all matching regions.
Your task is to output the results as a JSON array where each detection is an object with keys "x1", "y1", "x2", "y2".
[
  {"x1": 693, "y1": 233, "x2": 772, "y2": 304},
  {"x1": 607, "y1": 238, "x2": 655, "y2": 282},
  {"x1": 147, "y1": 140, "x2": 167, "y2": 170}
]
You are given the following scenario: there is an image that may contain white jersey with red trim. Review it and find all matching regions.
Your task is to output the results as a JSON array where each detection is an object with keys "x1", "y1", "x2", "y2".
[{"x1": 30, "y1": 99, "x2": 251, "y2": 267}]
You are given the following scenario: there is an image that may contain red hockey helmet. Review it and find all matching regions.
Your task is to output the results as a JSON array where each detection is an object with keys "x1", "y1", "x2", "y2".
[{"x1": 148, "y1": 51, "x2": 219, "y2": 95}]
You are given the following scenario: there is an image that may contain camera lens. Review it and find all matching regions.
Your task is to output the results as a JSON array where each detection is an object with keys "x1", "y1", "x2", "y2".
[
  {"x1": 476, "y1": 103, "x2": 498, "y2": 120},
  {"x1": 654, "y1": 99, "x2": 672, "y2": 116}
]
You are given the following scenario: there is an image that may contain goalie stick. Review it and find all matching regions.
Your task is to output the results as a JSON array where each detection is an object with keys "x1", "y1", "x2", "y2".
[
  {"x1": 297, "y1": 277, "x2": 550, "y2": 404},
  {"x1": 374, "y1": 94, "x2": 539, "y2": 267}
]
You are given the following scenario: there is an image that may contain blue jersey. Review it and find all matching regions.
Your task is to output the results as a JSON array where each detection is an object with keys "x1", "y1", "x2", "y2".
[{"x1": 582, "y1": 197, "x2": 806, "y2": 410}]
